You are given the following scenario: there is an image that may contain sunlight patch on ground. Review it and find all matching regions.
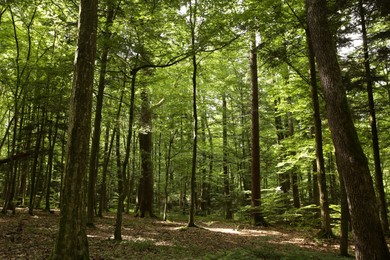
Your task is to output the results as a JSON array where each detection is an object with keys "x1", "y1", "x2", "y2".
[{"x1": 205, "y1": 227, "x2": 242, "y2": 235}]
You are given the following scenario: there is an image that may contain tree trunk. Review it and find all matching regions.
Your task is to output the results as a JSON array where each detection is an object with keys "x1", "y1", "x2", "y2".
[
  {"x1": 87, "y1": 2, "x2": 115, "y2": 227},
  {"x1": 98, "y1": 124, "x2": 112, "y2": 217},
  {"x1": 222, "y1": 93, "x2": 233, "y2": 219},
  {"x1": 114, "y1": 125, "x2": 124, "y2": 240},
  {"x1": 250, "y1": 32, "x2": 266, "y2": 226},
  {"x1": 50, "y1": 0, "x2": 98, "y2": 258},
  {"x1": 358, "y1": 0, "x2": 389, "y2": 234},
  {"x1": 306, "y1": 29, "x2": 332, "y2": 237},
  {"x1": 339, "y1": 171, "x2": 350, "y2": 257},
  {"x1": 45, "y1": 114, "x2": 59, "y2": 211},
  {"x1": 306, "y1": 0, "x2": 390, "y2": 258},
  {"x1": 188, "y1": 0, "x2": 198, "y2": 228},
  {"x1": 138, "y1": 89, "x2": 154, "y2": 218}
]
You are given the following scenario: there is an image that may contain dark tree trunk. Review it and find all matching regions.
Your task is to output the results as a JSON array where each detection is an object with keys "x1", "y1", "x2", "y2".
[
  {"x1": 249, "y1": 32, "x2": 266, "y2": 226},
  {"x1": 50, "y1": 0, "x2": 98, "y2": 258},
  {"x1": 163, "y1": 131, "x2": 175, "y2": 221},
  {"x1": 306, "y1": 0, "x2": 390, "y2": 258},
  {"x1": 98, "y1": 124, "x2": 112, "y2": 217},
  {"x1": 287, "y1": 104, "x2": 300, "y2": 209},
  {"x1": 359, "y1": 0, "x2": 389, "y2": 234},
  {"x1": 222, "y1": 93, "x2": 233, "y2": 219},
  {"x1": 306, "y1": 29, "x2": 332, "y2": 237},
  {"x1": 138, "y1": 89, "x2": 154, "y2": 218},
  {"x1": 87, "y1": 2, "x2": 115, "y2": 227},
  {"x1": 114, "y1": 125, "x2": 124, "y2": 240},
  {"x1": 45, "y1": 114, "x2": 59, "y2": 211},
  {"x1": 339, "y1": 172, "x2": 350, "y2": 257},
  {"x1": 188, "y1": 0, "x2": 198, "y2": 228}
]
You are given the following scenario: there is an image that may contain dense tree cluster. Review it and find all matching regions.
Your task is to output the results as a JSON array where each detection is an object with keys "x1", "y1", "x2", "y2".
[{"x1": 0, "y1": 0, "x2": 389, "y2": 258}]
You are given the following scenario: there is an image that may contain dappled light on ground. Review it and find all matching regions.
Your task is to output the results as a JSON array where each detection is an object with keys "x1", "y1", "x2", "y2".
[{"x1": 0, "y1": 209, "x2": 355, "y2": 259}]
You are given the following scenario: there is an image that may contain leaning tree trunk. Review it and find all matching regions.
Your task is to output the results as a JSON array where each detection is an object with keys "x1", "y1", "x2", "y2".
[
  {"x1": 50, "y1": 0, "x2": 98, "y2": 258},
  {"x1": 249, "y1": 32, "x2": 267, "y2": 226},
  {"x1": 306, "y1": 29, "x2": 332, "y2": 237},
  {"x1": 306, "y1": 0, "x2": 390, "y2": 258},
  {"x1": 358, "y1": 0, "x2": 389, "y2": 234}
]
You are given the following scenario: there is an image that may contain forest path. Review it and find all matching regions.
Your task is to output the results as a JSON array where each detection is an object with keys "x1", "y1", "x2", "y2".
[{"x1": 0, "y1": 208, "x2": 352, "y2": 259}]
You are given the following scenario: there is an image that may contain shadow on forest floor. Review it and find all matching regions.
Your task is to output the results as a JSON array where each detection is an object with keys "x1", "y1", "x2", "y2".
[{"x1": 0, "y1": 208, "x2": 355, "y2": 259}]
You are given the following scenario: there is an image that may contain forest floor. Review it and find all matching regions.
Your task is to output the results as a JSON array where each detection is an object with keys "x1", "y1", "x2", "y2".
[{"x1": 0, "y1": 208, "x2": 354, "y2": 259}]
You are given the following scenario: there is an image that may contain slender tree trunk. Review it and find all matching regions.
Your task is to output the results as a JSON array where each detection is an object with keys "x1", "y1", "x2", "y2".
[
  {"x1": 114, "y1": 125, "x2": 124, "y2": 240},
  {"x1": 358, "y1": 0, "x2": 389, "y2": 234},
  {"x1": 50, "y1": 0, "x2": 98, "y2": 257},
  {"x1": 98, "y1": 124, "x2": 111, "y2": 217},
  {"x1": 45, "y1": 114, "x2": 59, "y2": 211},
  {"x1": 339, "y1": 171, "x2": 350, "y2": 257},
  {"x1": 87, "y1": 2, "x2": 115, "y2": 227},
  {"x1": 163, "y1": 131, "x2": 175, "y2": 221},
  {"x1": 249, "y1": 32, "x2": 266, "y2": 226},
  {"x1": 29, "y1": 109, "x2": 44, "y2": 216},
  {"x1": 222, "y1": 93, "x2": 233, "y2": 219},
  {"x1": 306, "y1": 0, "x2": 390, "y2": 258},
  {"x1": 188, "y1": 0, "x2": 198, "y2": 228},
  {"x1": 306, "y1": 29, "x2": 332, "y2": 237}
]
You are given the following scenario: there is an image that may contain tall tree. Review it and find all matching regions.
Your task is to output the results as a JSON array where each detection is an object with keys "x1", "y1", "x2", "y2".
[
  {"x1": 50, "y1": 0, "x2": 98, "y2": 258},
  {"x1": 222, "y1": 93, "x2": 233, "y2": 219},
  {"x1": 87, "y1": 0, "x2": 115, "y2": 227},
  {"x1": 306, "y1": 28, "x2": 332, "y2": 237},
  {"x1": 306, "y1": 0, "x2": 390, "y2": 258},
  {"x1": 188, "y1": 0, "x2": 198, "y2": 228},
  {"x1": 249, "y1": 32, "x2": 266, "y2": 226},
  {"x1": 358, "y1": 0, "x2": 389, "y2": 234}
]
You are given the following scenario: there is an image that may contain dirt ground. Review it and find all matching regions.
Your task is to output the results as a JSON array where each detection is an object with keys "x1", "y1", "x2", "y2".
[{"x1": 0, "y1": 208, "x2": 353, "y2": 259}]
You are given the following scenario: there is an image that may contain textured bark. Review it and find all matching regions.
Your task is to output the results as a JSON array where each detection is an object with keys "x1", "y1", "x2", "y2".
[
  {"x1": 359, "y1": 0, "x2": 389, "y2": 234},
  {"x1": 50, "y1": 0, "x2": 98, "y2": 258},
  {"x1": 87, "y1": 3, "x2": 115, "y2": 226},
  {"x1": 306, "y1": 30, "x2": 332, "y2": 237},
  {"x1": 249, "y1": 33, "x2": 266, "y2": 226},
  {"x1": 306, "y1": 0, "x2": 390, "y2": 258}
]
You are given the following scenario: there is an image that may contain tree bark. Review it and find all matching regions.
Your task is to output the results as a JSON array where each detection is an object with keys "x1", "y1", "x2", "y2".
[
  {"x1": 306, "y1": 29, "x2": 332, "y2": 237},
  {"x1": 188, "y1": 0, "x2": 198, "y2": 228},
  {"x1": 358, "y1": 0, "x2": 389, "y2": 234},
  {"x1": 306, "y1": 0, "x2": 390, "y2": 258},
  {"x1": 87, "y1": 2, "x2": 115, "y2": 227},
  {"x1": 50, "y1": 0, "x2": 98, "y2": 258},
  {"x1": 250, "y1": 32, "x2": 266, "y2": 226}
]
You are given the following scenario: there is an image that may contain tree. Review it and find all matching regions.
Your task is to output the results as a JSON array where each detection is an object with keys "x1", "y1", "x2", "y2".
[
  {"x1": 50, "y1": 0, "x2": 98, "y2": 258},
  {"x1": 306, "y1": 28, "x2": 332, "y2": 237},
  {"x1": 306, "y1": 0, "x2": 390, "y2": 258},
  {"x1": 358, "y1": 0, "x2": 389, "y2": 234},
  {"x1": 249, "y1": 32, "x2": 267, "y2": 226}
]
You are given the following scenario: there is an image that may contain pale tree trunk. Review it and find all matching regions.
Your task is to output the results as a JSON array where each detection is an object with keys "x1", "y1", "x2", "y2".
[
  {"x1": 249, "y1": 32, "x2": 266, "y2": 226},
  {"x1": 50, "y1": 0, "x2": 98, "y2": 258},
  {"x1": 358, "y1": 0, "x2": 389, "y2": 234},
  {"x1": 306, "y1": 0, "x2": 389, "y2": 258}
]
